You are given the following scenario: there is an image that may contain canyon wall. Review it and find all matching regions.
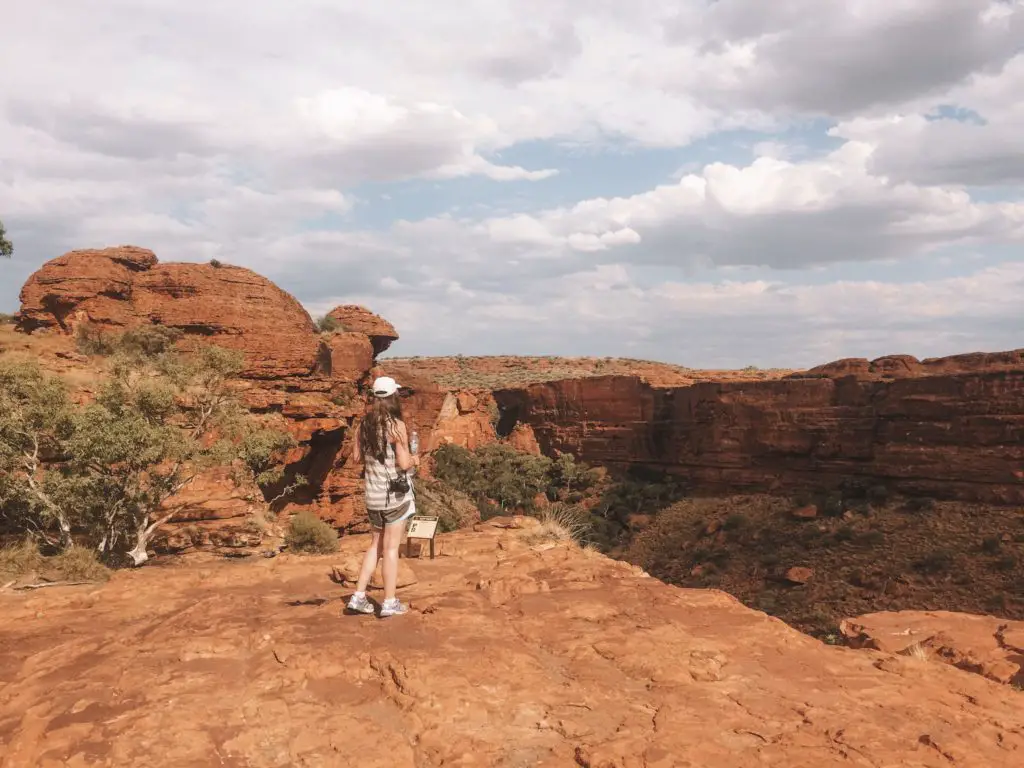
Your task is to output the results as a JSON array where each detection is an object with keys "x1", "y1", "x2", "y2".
[{"x1": 494, "y1": 353, "x2": 1024, "y2": 504}]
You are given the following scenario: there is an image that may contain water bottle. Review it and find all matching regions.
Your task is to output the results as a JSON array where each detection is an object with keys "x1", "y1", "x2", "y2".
[{"x1": 409, "y1": 430, "x2": 419, "y2": 475}]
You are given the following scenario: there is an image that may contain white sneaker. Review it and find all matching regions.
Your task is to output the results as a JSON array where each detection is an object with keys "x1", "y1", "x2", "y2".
[
  {"x1": 379, "y1": 598, "x2": 408, "y2": 617},
  {"x1": 346, "y1": 593, "x2": 375, "y2": 615}
]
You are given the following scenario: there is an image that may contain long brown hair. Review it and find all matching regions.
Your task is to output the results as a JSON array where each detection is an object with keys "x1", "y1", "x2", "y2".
[{"x1": 359, "y1": 393, "x2": 404, "y2": 463}]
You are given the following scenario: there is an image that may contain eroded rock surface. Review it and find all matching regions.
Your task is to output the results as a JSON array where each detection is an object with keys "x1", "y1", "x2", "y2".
[
  {"x1": 1, "y1": 529, "x2": 1022, "y2": 767},
  {"x1": 841, "y1": 610, "x2": 1024, "y2": 688}
]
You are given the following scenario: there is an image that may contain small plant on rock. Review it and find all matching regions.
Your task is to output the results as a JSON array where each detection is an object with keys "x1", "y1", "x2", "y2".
[
  {"x1": 519, "y1": 503, "x2": 591, "y2": 547},
  {"x1": 316, "y1": 315, "x2": 343, "y2": 334},
  {"x1": 285, "y1": 511, "x2": 339, "y2": 554}
]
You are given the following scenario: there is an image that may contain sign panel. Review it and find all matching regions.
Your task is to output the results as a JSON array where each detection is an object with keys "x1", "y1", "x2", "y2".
[{"x1": 407, "y1": 516, "x2": 439, "y2": 540}]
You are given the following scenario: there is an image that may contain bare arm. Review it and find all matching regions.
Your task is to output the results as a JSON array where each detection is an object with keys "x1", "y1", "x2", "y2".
[
  {"x1": 389, "y1": 420, "x2": 419, "y2": 472},
  {"x1": 351, "y1": 420, "x2": 362, "y2": 464}
]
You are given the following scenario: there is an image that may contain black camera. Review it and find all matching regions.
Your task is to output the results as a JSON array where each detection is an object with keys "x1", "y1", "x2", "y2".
[{"x1": 388, "y1": 473, "x2": 410, "y2": 495}]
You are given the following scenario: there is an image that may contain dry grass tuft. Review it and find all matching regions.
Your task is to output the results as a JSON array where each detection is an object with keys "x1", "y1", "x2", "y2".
[
  {"x1": 902, "y1": 642, "x2": 930, "y2": 662},
  {"x1": 52, "y1": 544, "x2": 111, "y2": 582},
  {"x1": 519, "y1": 504, "x2": 591, "y2": 547},
  {"x1": 0, "y1": 540, "x2": 110, "y2": 583},
  {"x1": 0, "y1": 538, "x2": 45, "y2": 577}
]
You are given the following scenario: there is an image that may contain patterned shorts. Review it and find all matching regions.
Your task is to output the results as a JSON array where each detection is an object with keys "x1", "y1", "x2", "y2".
[{"x1": 367, "y1": 499, "x2": 415, "y2": 529}]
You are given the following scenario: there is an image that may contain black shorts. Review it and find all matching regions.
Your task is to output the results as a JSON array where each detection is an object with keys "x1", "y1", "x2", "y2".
[{"x1": 367, "y1": 500, "x2": 414, "y2": 529}]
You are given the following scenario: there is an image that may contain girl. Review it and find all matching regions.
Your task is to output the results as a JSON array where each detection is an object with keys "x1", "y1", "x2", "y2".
[{"x1": 346, "y1": 376, "x2": 419, "y2": 618}]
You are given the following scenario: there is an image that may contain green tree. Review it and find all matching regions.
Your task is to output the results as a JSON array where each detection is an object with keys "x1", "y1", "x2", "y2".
[
  {"x1": 550, "y1": 451, "x2": 599, "y2": 500},
  {"x1": 0, "y1": 335, "x2": 295, "y2": 566},
  {"x1": 0, "y1": 359, "x2": 77, "y2": 548},
  {"x1": 0, "y1": 218, "x2": 12, "y2": 258}
]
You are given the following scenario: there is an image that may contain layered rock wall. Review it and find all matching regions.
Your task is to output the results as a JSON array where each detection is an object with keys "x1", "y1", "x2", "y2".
[{"x1": 495, "y1": 354, "x2": 1024, "y2": 504}]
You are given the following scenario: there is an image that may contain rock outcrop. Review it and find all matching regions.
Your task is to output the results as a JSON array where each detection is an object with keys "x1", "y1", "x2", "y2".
[
  {"x1": 2, "y1": 527, "x2": 1022, "y2": 766},
  {"x1": 326, "y1": 305, "x2": 399, "y2": 356},
  {"x1": 19, "y1": 246, "x2": 320, "y2": 379},
  {"x1": 494, "y1": 352, "x2": 1024, "y2": 504},
  {"x1": 841, "y1": 610, "x2": 1024, "y2": 688}
]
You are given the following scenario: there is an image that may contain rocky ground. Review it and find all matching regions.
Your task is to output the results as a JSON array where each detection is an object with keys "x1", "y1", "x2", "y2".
[{"x1": 2, "y1": 521, "x2": 1023, "y2": 768}]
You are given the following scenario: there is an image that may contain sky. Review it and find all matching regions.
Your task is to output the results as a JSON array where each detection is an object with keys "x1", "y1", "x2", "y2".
[{"x1": 1, "y1": 0, "x2": 1022, "y2": 369}]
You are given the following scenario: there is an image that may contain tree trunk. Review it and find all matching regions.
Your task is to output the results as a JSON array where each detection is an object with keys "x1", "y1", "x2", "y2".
[{"x1": 126, "y1": 542, "x2": 150, "y2": 567}]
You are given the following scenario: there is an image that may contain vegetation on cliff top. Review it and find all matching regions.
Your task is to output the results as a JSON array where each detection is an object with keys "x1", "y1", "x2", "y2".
[
  {"x1": 0, "y1": 218, "x2": 12, "y2": 259},
  {"x1": 1, "y1": 324, "x2": 295, "y2": 568}
]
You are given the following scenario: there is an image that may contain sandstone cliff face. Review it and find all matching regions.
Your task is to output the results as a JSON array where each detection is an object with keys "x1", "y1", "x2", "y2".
[{"x1": 495, "y1": 352, "x2": 1024, "y2": 504}]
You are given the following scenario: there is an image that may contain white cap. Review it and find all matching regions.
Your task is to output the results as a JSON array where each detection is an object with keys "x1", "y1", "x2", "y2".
[{"x1": 371, "y1": 376, "x2": 401, "y2": 398}]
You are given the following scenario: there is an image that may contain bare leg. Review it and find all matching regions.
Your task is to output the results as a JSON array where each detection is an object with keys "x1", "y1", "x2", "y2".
[
  {"x1": 382, "y1": 522, "x2": 404, "y2": 602},
  {"x1": 355, "y1": 530, "x2": 383, "y2": 594}
]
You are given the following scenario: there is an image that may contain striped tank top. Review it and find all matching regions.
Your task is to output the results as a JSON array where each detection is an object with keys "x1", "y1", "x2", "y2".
[{"x1": 363, "y1": 422, "x2": 415, "y2": 511}]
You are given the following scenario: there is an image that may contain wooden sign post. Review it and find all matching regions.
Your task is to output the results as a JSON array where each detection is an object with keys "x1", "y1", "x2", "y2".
[{"x1": 405, "y1": 515, "x2": 439, "y2": 560}]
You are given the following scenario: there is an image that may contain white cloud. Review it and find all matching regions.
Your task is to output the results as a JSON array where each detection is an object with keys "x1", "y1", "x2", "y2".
[{"x1": 1, "y1": 0, "x2": 1023, "y2": 366}]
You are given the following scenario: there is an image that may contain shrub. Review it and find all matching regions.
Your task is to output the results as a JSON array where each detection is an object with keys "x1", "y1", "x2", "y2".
[
  {"x1": 75, "y1": 323, "x2": 118, "y2": 356},
  {"x1": 833, "y1": 525, "x2": 855, "y2": 544},
  {"x1": 415, "y1": 477, "x2": 479, "y2": 533},
  {"x1": 432, "y1": 442, "x2": 553, "y2": 514},
  {"x1": 0, "y1": 312, "x2": 15, "y2": 325},
  {"x1": 981, "y1": 536, "x2": 1002, "y2": 555},
  {"x1": 821, "y1": 493, "x2": 844, "y2": 517},
  {"x1": 316, "y1": 315, "x2": 343, "y2": 333},
  {"x1": 209, "y1": 259, "x2": 223, "y2": 268},
  {"x1": 0, "y1": 540, "x2": 109, "y2": 582},
  {"x1": 996, "y1": 555, "x2": 1018, "y2": 572},
  {"x1": 857, "y1": 530, "x2": 886, "y2": 547},
  {"x1": 53, "y1": 544, "x2": 110, "y2": 582},
  {"x1": 722, "y1": 513, "x2": 747, "y2": 532},
  {"x1": 285, "y1": 511, "x2": 338, "y2": 554},
  {"x1": 913, "y1": 549, "x2": 954, "y2": 575},
  {"x1": 0, "y1": 218, "x2": 12, "y2": 258},
  {"x1": 904, "y1": 497, "x2": 935, "y2": 513},
  {"x1": 74, "y1": 323, "x2": 182, "y2": 358},
  {"x1": 0, "y1": 539, "x2": 45, "y2": 576}
]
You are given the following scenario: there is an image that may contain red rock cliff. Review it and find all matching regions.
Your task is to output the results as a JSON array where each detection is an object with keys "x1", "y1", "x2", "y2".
[
  {"x1": 494, "y1": 351, "x2": 1024, "y2": 504},
  {"x1": 18, "y1": 246, "x2": 323, "y2": 379}
]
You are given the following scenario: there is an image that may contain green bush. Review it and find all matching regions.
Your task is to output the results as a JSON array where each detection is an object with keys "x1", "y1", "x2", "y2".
[
  {"x1": 285, "y1": 511, "x2": 339, "y2": 554},
  {"x1": 432, "y1": 443, "x2": 553, "y2": 514},
  {"x1": 0, "y1": 313, "x2": 15, "y2": 325}
]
